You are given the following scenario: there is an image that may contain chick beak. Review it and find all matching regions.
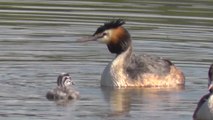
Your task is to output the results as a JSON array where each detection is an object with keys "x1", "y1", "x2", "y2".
[
  {"x1": 77, "y1": 34, "x2": 103, "y2": 42},
  {"x1": 71, "y1": 81, "x2": 75, "y2": 85}
]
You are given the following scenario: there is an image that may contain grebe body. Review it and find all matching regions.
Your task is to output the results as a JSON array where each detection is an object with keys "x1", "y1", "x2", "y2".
[
  {"x1": 193, "y1": 64, "x2": 213, "y2": 120},
  {"x1": 79, "y1": 19, "x2": 185, "y2": 88}
]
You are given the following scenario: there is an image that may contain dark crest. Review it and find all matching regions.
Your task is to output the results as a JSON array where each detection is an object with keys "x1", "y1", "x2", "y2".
[{"x1": 93, "y1": 19, "x2": 125, "y2": 35}]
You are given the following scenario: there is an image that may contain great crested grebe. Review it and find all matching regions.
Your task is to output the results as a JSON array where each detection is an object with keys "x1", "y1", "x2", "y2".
[
  {"x1": 193, "y1": 64, "x2": 213, "y2": 120},
  {"x1": 78, "y1": 19, "x2": 185, "y2": 87},
  {"x1": 46, "y1": 73, "x2": 79, "y2": 100}
]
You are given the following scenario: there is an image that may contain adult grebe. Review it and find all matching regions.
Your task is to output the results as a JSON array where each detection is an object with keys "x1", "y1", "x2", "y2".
[
  {"x1": 193, "y1": 64, "x2": 213, "y2": 120},
  {"x1": 46, "y1": 73, "x2": 79, "y2": 100},
  {"x1": 78, "y1": 19, "x2": 185, "y2": 87}
]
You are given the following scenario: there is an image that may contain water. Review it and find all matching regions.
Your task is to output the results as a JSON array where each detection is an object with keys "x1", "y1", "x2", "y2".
[{"x1": 0, "y1": 0, "x2": 213, "y2": 119}]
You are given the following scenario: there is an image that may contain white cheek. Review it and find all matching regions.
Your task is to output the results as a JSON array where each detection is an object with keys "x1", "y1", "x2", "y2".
[
  {"x1": 100, "y1": 36, "x2": 110, "y2": 43},
  {"x1": 65, "y1": 81, "x2": 71, "y2": 86},
  {"x1": 98, "y1": 31, "x2": 112, "y2": 44}
]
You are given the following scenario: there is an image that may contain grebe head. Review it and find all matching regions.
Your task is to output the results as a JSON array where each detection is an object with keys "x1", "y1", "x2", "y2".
[
  {"x1": 57, "y1": 73, "x2": 74, "y2": 88},
  {"x1": 208, "y1": 64, "x2": 213, "y2": 92},
  {"x1": 78, "y1": 19, "x2": 131, "y2": 54}
]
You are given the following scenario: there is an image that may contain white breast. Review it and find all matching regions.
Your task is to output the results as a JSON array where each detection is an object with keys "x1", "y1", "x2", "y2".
[
  {"x1": 101, "y1": 62, "x2": 114, "y2": 86},
  {"x1": 195, "y1": 95, "x2": 213, "y2": 120},
  {"x1": 100, "y1": 56, "x2": 129, "y2": 87},
  {"x1": 100, "y1": 47, "x2": 132, "y2": 87}
]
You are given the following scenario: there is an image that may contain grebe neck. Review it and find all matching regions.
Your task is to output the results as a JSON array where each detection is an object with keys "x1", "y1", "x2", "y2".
[{"x1": 106, "y1": 27, "x2": 131, "y2": 55}]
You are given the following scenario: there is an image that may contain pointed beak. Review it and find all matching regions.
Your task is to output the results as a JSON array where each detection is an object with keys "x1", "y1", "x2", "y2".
[
  {"x1": 71, "y1": 81, "x2": 75, "y2": 85},
  {"x1": 67, "y1": 76, "x2": 75, "y2": 85},
  {"x1": 77, "y1": 34, "x2": 103, "y2": 42},
  {"x1": 208, "y1": 82, "x2": 213, "y2": 92}
]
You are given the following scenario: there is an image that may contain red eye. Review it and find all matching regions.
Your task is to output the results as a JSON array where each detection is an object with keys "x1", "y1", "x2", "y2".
[
  {"x1": 102, "y1": 32, "x2": 107, "y2": 36},
  {"x1": 63, "y1": 76, "x2": 69, "y2": 81}
]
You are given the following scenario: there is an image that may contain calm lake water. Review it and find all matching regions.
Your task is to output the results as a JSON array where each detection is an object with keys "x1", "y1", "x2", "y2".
[{"x1": 0, "y1": 0, "x2": 213, "y2": 120}]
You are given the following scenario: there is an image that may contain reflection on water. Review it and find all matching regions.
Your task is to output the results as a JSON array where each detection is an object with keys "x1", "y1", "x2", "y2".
[
  {"x1": 48, "y1": 98, "x2": 78, "y2": 107},
  {"x1": 0, "y1": 0, "x2": 213, "y2": 120},
  {"x1": 101, "y1": 87, "x2": 185, "y2": 118},
  {"x1": 102, "y1": 88, "x2": 132, "y2": 117}
]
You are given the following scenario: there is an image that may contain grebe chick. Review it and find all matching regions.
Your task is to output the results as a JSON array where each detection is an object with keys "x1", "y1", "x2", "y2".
[
  {"x1": 46, "y1": 73, "x2": 79, "y2": 100},
  {"x1": 193, "y1": 64, "x2": 213, "y2": 120},
  {"x1": 78, "y1": 19, "x2": 185, "y2": 87}
]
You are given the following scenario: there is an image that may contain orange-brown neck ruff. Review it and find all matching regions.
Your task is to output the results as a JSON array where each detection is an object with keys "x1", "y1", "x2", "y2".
[{"x1": 107, "y1": 27, "x2": 131, "y2": 55}]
